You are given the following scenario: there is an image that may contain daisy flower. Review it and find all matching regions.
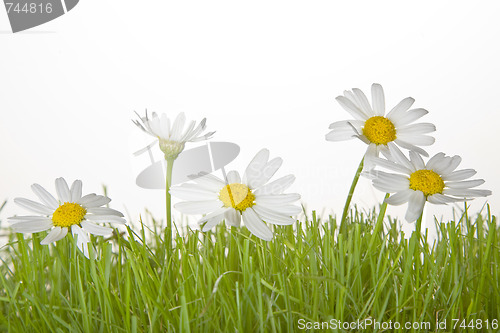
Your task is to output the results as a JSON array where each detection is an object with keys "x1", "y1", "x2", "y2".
[
  {"x1": 371, "y1": 145, "x2": 491, "y2": 222},
  {"x1": 133, "y1": 111, "x2": 215, "y2": 241},
  {"x1": 133, "y1": 111, "x2": 215, "y2": 160},
  {"x1": 8, "y1": 177, "x2": 126, "y2": 258},
  {"x1": 170, "y1": 149, "x2": 301, "y2": 241},
  {"x1": 326, "y1": 83, "x2": 436, "y2": 167}
]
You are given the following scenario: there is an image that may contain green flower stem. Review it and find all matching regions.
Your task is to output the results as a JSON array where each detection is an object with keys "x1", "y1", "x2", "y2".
[
  {"x1": 415, "y1": 211, "x2": 424, "y2": 239},
  {"x1": 165, "y1": 157, "x2": 175, "y2": 250},
  {"x1": 338, "y1": 157, "x2": 364, "y2": 236},
  {"x1": 367, "y1": 193, "x2": 389, "y2": 252}
]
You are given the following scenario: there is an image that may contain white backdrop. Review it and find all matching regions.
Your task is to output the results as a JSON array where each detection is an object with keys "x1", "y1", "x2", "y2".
[{"x1": 1, "y1": 1, "x2": 499, "y2": 232}]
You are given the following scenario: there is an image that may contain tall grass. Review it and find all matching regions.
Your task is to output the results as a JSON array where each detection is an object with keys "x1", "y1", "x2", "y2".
[{"x1": 0, "y1": 205, "x2": 498, "y2": 332}]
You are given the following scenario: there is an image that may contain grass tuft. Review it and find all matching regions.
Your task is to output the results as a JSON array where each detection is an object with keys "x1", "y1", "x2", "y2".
[{"x1": 0, "y1": 207, "x2": 499, "y2": 332}]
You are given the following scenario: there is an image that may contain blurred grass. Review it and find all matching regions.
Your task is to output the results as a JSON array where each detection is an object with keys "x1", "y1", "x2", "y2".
[{"x1": 0, "y1": 205, "x2": 498, "y2": 332}]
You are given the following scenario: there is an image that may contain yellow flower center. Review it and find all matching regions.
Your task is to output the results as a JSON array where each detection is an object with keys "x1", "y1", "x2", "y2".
[
  {"x1": 409, "y1": 169, "x2": 445, "y2": 196},
  {"x1": 52, "y1": 202, "x2": 87, "y2": 228},
  {"x1": 219, "y1": 183, "x2": 255, "y2": 212},
  {"x1": 362, "y1": 116, "x2": 397, "y2": 145}
]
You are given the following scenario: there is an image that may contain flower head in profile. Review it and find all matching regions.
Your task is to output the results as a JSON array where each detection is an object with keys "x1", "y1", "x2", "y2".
[
  {"x1": 8, "y1": 178, "x2": 126, "y2": 258},
  {"x1": 170, "y1": 149, "x2": 301, "y2": 240},
  {"x1": 326, "y1": 83, "x2": 436, "y2": 168},
  {"x1": 133, "y1": 111, "x2": 215, "y2": 160},
  {"x1": 371, "y1": 145, "x2": 491, "y2": 222}
]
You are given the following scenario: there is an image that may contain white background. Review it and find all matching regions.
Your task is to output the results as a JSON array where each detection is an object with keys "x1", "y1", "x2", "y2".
[{"x1": 1, "y1": 1, "x2": 499, "y2": 233}]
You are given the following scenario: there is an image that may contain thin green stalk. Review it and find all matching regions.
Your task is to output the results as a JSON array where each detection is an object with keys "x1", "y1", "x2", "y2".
[
  {"x1": 338, "y1": 157, "x2": 364, "y2": 236},
  {"x1": 415, "y1": 212, "x2": 423, "y2": 237},
  {"x1": 367, "y1": 193, "x2": 389, "y2": 252},
  {"x1": 165, "y1": 157, "x2": 175, "y2": 251}
]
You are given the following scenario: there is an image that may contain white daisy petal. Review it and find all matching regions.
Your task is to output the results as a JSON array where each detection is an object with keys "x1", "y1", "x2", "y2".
[
  {"x1": 397, "y1": 134, "x2": 435, "y2": 146},
  {"x1": 41, "y1": 227, "x2": 68, "y2": 245},
  {"x1": 170, "y1": 112, "x2": 186, "y2": 141},
  {"x1": 248, "y1": 157, "x2": 283, "y2": 189},
  {"x1": 441, "y1": 169, "x2": 477, "y2": 181},
  {"x1": 386, "y1": 97, "x2": 415, "y2": 121},
  {"x1": 388, "y1": 143, "x2": 415, "y2": 171},
  {"x1": 439, "y1": 156, "x2": 462, "y2": 175},
  {"x1": 425, "y1": 153, "x2": 446, "y2": 170},
  {"x1": 252, "y1": 205, "x2": 296, "y2": 225},
  {"x1": 79, "y1": 195, "x2": 111, "y2": 208},
  {"x1": 31, "y1": 184, "x2": 59, "y2": 209},
  {"x1": 443, "y1": 188, "x2": 492, "y2": 197},
  {"x1": 427, "y1": 156, "x2": 452, "y2": 174},
  {"x1": 385, "y1": 189, "x2": 413, "y2": 205},
  {"x1": 224, "y1": 209, "x2": 241, "y2": 227},
  {"x1": 8, "y1": 216, "x2": 50, "y2": 223},
  {"x1": 268, "y1": 204, "x2": 302, "y2": 215},
  {"x1": 373, "y1": 178, "x2": 409, "y2": 192},
  {"x1": 336, "y1": 95, "x2": 370, "y2": 120},
  {"x1": 14, "y1": 198, "x2": 53, "y2": 215},
  {"x1": 53, "y1": 226, "x2": 69, "y2": 242},
  {"x1": 446, "y1": 179, "x2": 485, "y2": 189},
  {"x1": 372, "y1": 157, "x2": 412, "y2": 174},
  {"x1": 343, "y1": 90, "x2": 358, "y2": 105},
  {"x1": 185, "y1": 118, "x2": 207, "y2": 141},
  {"x1": 362, "y1": 144, "x2": 379, "y2": 170},
  {"x1": 77, "y1": 194, "x2": 97, "y2": 205},
  {"x1": 328, "y1": 120, "x2": 364, "y2": 131},
  {"x1": 170, "y1": 186, "x2": 218, "y2": 201},
  {"x1": 191, "y1": 130, "x2": 215, "y2": 142},
  {"x1": 371, "y1": 83, "x2": 385, "y2": 116},
  {"x1": 378, "y1": 144, "x2": 392, "y2": 160},
  {"x1": 70, "y1": 180, "x2": 83, "y2": 202},
  {"x1": 397, "y1": 123, "x2": 436, "y2": 135},
  {"x1": 10, "y1": 219, "x2": 53, "y2": 233},
  {"x1": 391, "y1": 108, "x2": 428, "y2": 127},
  {"x1": 84, "y1": 215, "x2": 126, "y2": 224},
  {"x1": 242, "y1": 209, "x2": 273, "y2": 241},
  {"x1": 201, "y1": 216, "x2": 225, "y2": 232},
  {"x1": 355, "y1": 132, "x2": 371, "y2": 145},
  {"x1": 191, "y1": 173, "x2": 225, "y2": 192},
  {"x1": 86, "y1": 207, "x2": 124, "y2": 217},
  {"x1": 352, "y1": 88, "x2": 373, "y2": 115},
  {"x1": 197, "y1": 207, "x2": 231, "y2": 224},
  {"x1": 405, "y1": 191, "x2": 425, "y2": 222},
  {"x1": 427, "y1": 193, "x2": 465, "y2": 205},
  {"x1": 71, "y1": 225, "x2": 92, "y2": 259},
  {"x1": 255, "y1": 193, "x2": 301, "y2": 206},
  {"x1": 148, "y1": 115, "x2": 162, "y2": 137},
  {"x1": 55, "y1": 177, "x2": 71, "y2": 203},
  {"x1": 372, "y1": 170, "x2": 409, "y2": 183},
  {"x1": 81, "y1": 221, "x2": 113, "y2": 236},
  {"x1": 325, "y1": 129, "x2": 356, "y2": 142},
  {"x1": 180, "y1": 120, "x2": 196, "y2": 142},
  {"x1": 255, "y1": 175, "x2": 296, "y2": 195},
  {"x1": 226, "y1": 170, "x2": 241, "y2": 184},
  {"x1": 160, "y1": 113, "x2": 171, "y2": 138},
  {"x1": 175, "y1": 200, "x2": 223, "y2": 214},
  {"x1": 243, "y1": 149, "x2": 270, "y2": 185},
  {"x1": 393, "y1": 139, "x2": 429, "y2": 157},
  {"x1": 409, "y1": 151, "x2": 426, "y2": 170}
]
